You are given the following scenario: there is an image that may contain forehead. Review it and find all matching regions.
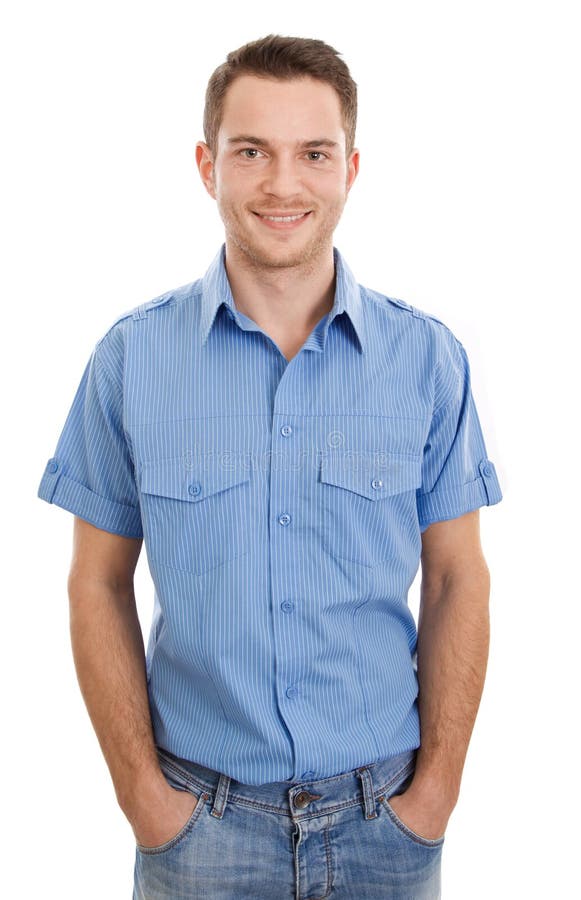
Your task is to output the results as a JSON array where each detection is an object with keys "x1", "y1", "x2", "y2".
[{"x1": 218, "y1": 75, "x2": 345, "y2": 145}]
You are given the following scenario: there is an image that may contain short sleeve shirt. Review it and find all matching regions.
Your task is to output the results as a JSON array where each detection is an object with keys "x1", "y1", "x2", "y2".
[{"x1": 38, "y1": 244, "x2": 502, "y2": 785}]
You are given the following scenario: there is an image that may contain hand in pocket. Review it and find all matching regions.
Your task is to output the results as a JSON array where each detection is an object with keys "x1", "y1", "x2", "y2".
[
  {"x1": 387, "y1": 785, "x2": 450, "y2": 842},
  {"x1": 132, "y1": 784, "x2": 199, "y2": 850}
]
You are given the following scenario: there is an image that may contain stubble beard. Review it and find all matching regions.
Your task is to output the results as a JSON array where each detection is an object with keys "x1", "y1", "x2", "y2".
[{"x1": 217, "y1": 195, "x2": 348, "y2": 273}]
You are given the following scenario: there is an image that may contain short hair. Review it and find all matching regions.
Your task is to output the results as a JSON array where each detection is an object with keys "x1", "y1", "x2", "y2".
[{"x1": 203, "y1": 34, "x2": 357, "y2": 157}]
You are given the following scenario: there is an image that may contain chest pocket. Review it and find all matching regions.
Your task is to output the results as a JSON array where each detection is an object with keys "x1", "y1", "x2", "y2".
[
  {"x1": 139, "y1": 455, "x2": 251, "y2": 575},
  {"x1": 319, "y1": 449, "x2": 422, "y2": 567}
]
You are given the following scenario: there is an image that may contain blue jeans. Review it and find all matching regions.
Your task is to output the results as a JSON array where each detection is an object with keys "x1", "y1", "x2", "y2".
[{"x1": 133, "y1": 746, "x2": 444, "y2": 899}]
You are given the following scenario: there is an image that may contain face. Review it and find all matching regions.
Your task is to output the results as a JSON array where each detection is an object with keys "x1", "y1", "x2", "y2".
[{"x1": 196, "y1": 75, "x2": 359, "y2": 270}]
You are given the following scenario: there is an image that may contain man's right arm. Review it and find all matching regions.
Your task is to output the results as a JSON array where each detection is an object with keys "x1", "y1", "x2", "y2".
[{"x1": 68, "y1": 516, "x2": 198, "y2": 848}]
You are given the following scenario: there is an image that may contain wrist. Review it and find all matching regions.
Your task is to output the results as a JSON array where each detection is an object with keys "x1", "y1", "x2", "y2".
[
  {"x1": 407, "y1": 770, "x2": 459, "y2": 815},
  {"x1": 117, "y1": 766, "x2": 169, "y2": 820},
  {"x1": 412, "y1": 752, "x2": 462, "y2": 806}
]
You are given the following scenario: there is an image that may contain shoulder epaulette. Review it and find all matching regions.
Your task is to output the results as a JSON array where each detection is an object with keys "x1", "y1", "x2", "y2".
[
  {"x1": 130, "y1": 292, "x2": 174, "y2": 320},
  {"x1": 385, "y1": 295, "x2": 426, "y2": 320},
  {"x1": 368, "y1": 287, "x2": 455, "y2": 333},
  {"x1": 95, "y1": 292, "x2": 175, "y2": 347}
]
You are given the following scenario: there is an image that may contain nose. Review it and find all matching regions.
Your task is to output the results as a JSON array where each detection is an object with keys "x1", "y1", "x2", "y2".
[{"x1": 260, "y1": 154, "x2": 303, "y2": 198}]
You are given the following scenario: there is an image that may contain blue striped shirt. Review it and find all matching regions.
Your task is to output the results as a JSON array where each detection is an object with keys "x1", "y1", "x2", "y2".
[{"x1": 38, "y1": 244, "x2": 502, "y2": 785}]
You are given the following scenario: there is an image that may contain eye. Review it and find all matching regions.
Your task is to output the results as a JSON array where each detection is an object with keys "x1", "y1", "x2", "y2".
[
  {"x1": 240, "y1": 148, "x2": 262, "y2": 159},
  {"x1": 306, "y1": 151, "x2": 327, "y2": 161}
]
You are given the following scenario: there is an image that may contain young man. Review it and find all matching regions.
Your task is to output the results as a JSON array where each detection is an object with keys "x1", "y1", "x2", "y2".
[{"x1": 38, "y1": 34, "x2": 502, "y2": 899}]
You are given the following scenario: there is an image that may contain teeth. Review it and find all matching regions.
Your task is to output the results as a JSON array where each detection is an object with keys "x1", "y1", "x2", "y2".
[{"x1": 260, "y1": 213, "x2": 307, "y2": 222}]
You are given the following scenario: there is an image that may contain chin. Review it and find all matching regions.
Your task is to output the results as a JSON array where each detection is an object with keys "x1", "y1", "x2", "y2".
[
  {"x1": 231, "y1": 236, "x2": 314, "y2": 269},
  {"x1": 262, "y1": 249, "x2": 319, "y2": 269}
]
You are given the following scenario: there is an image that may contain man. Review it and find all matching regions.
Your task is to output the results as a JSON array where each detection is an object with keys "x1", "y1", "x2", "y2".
[{"x1": 38, "y1": 34, "x2": 502, "y2": 899}]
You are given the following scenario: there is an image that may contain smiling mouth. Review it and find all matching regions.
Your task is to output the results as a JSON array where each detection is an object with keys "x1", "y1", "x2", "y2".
[
  {"x1": 257, "y1": 210, "x2": 310, "y2": 222},
  {"x1": 253, "y1": 211, "x2": 312, "y2": 222}
]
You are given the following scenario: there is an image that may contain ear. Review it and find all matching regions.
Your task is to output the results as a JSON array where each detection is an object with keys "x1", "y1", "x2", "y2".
[
  {"x1": 346, "y1": 147, "x2": 360, "y2": 194},
  {"x1": 195, "y1": 142, "x2": 216, "y2": 199}
]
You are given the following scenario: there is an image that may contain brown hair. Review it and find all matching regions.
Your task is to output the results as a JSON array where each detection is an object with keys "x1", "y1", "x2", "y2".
[{"x1": 203, "y1": 34, "x2": 357, "y2": 157}]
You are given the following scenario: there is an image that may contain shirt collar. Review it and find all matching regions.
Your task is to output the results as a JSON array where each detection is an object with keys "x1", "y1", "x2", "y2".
[{"x1": 199, "y1": 243, "x2": 366, "y2": 355}]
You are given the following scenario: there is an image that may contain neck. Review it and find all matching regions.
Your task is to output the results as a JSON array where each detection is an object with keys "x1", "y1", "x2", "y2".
[{"x1": 223, "y1": 238, "x2": 337, "y2": 333}]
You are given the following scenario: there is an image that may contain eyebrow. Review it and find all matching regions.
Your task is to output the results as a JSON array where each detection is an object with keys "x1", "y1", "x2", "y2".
[{"x1": 226, "y1": 135, "x2": 339, "y2": 149}]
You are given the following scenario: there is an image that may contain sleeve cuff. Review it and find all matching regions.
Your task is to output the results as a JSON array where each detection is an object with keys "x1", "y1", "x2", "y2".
[
  {"x1": 417, "y1": 458, "x2": 502, "y2": 531},
  {"x1": 37, "y1": 458, "x2": 143, "y2": 539}
]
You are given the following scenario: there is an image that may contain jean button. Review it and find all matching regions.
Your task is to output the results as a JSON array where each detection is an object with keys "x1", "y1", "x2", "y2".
[{"x1": 293, "y1": 790, "x2": 321, "y2": 809}]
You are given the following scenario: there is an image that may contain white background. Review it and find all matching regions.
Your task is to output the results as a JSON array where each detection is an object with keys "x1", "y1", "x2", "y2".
[{"x1": 2, "y1": 1, "x2": 579, "y2": 897}]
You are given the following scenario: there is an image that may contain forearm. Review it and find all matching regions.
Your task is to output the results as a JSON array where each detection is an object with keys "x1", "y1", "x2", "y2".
[
  {"x1": 68, "y1": 576, "x2": 166, "y2": 817},
  {"x1": 412, "y1": 562, "x2": 491, "y2": 806}
]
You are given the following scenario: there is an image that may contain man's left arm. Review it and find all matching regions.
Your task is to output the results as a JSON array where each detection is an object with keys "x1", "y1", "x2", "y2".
[{"x1": 388, "y1": 508, "x2": 490, "y2": 840}]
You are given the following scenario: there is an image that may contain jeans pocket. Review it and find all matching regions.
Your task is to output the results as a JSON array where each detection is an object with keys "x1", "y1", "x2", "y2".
[
  {"x1": 380, "y1": 765, "x2": 446, "y2": 849},
  {"x1": 135, "y1": 757, "x2": 208, "y2": 856}
]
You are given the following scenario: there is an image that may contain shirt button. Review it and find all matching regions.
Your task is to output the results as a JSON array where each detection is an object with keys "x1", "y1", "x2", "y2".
[
  {"x1": 302, "y1": 771, "x2": 315, "y2": 781},
  {"x1": 482, "y1": 463, "x2": 493, "y2": 478},
  {"x1": 46, "y1": 459, "x2": 59, "y2": 474},
  {"x1": 281, "y1": 601, "x2": 295, "y2": 614},
  {"x1": 281, "y1": 425, "x2": 293, "y2": 437},
  {"x1": 371, "y1": 477, "x2": 384, "y2": 490},
  {"x1": 279, "y1": 513, "x2": 292, "y2": 526},
  {"x1": 286, "y1": 686, "x2": 298, "y2": 699},
  {"x1": 188, "y1": 482, "x2": 202, "y2": 496}
]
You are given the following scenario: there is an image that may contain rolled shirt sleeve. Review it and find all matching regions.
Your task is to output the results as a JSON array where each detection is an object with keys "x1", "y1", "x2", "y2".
[
  {"x1": 416, "y1": 330, "x2": 502, "y2": 531},
  {"x1": 37, "y1": 336, "x2": 143, "y2": 538}
]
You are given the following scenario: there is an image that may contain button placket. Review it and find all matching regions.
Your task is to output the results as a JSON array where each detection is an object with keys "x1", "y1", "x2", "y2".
[{"x1": 268, "y1": 406, "x2": 309, "y2": 769}]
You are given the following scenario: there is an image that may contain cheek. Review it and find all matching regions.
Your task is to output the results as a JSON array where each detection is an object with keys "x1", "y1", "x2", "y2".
[
  {"x1": 217, "y1": 169, "x2": 262, "y2": 202},
  {"x1": 306, "y1": 167, "x2": 348, "y2": 193}
]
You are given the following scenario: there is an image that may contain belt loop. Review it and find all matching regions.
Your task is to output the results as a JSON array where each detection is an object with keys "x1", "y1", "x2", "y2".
[
  {"x1": 211, "y1": 773, "x2": 231, "y2": 819},
  {"x1": 356, "y1": 765, "x2": 377, "y2": 820}
]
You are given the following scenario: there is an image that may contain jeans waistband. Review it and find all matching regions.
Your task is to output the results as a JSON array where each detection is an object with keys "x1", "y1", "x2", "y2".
[{"x1": 155, "y1": 746, "x2": 417, "y2": 822}]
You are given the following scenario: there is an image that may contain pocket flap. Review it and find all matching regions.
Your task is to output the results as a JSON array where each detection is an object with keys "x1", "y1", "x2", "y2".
[
  {"x1": 140, "y1": 454, "x2": 250, "y2": 502},
  {"x1": 320, "y1": 451, "x2": 421, "y2": 499}
]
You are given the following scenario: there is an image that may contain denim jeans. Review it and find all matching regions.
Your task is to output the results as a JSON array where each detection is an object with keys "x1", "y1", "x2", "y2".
[{"x1": 133, "y1": 745, "x2": 444, "y2": 899}]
